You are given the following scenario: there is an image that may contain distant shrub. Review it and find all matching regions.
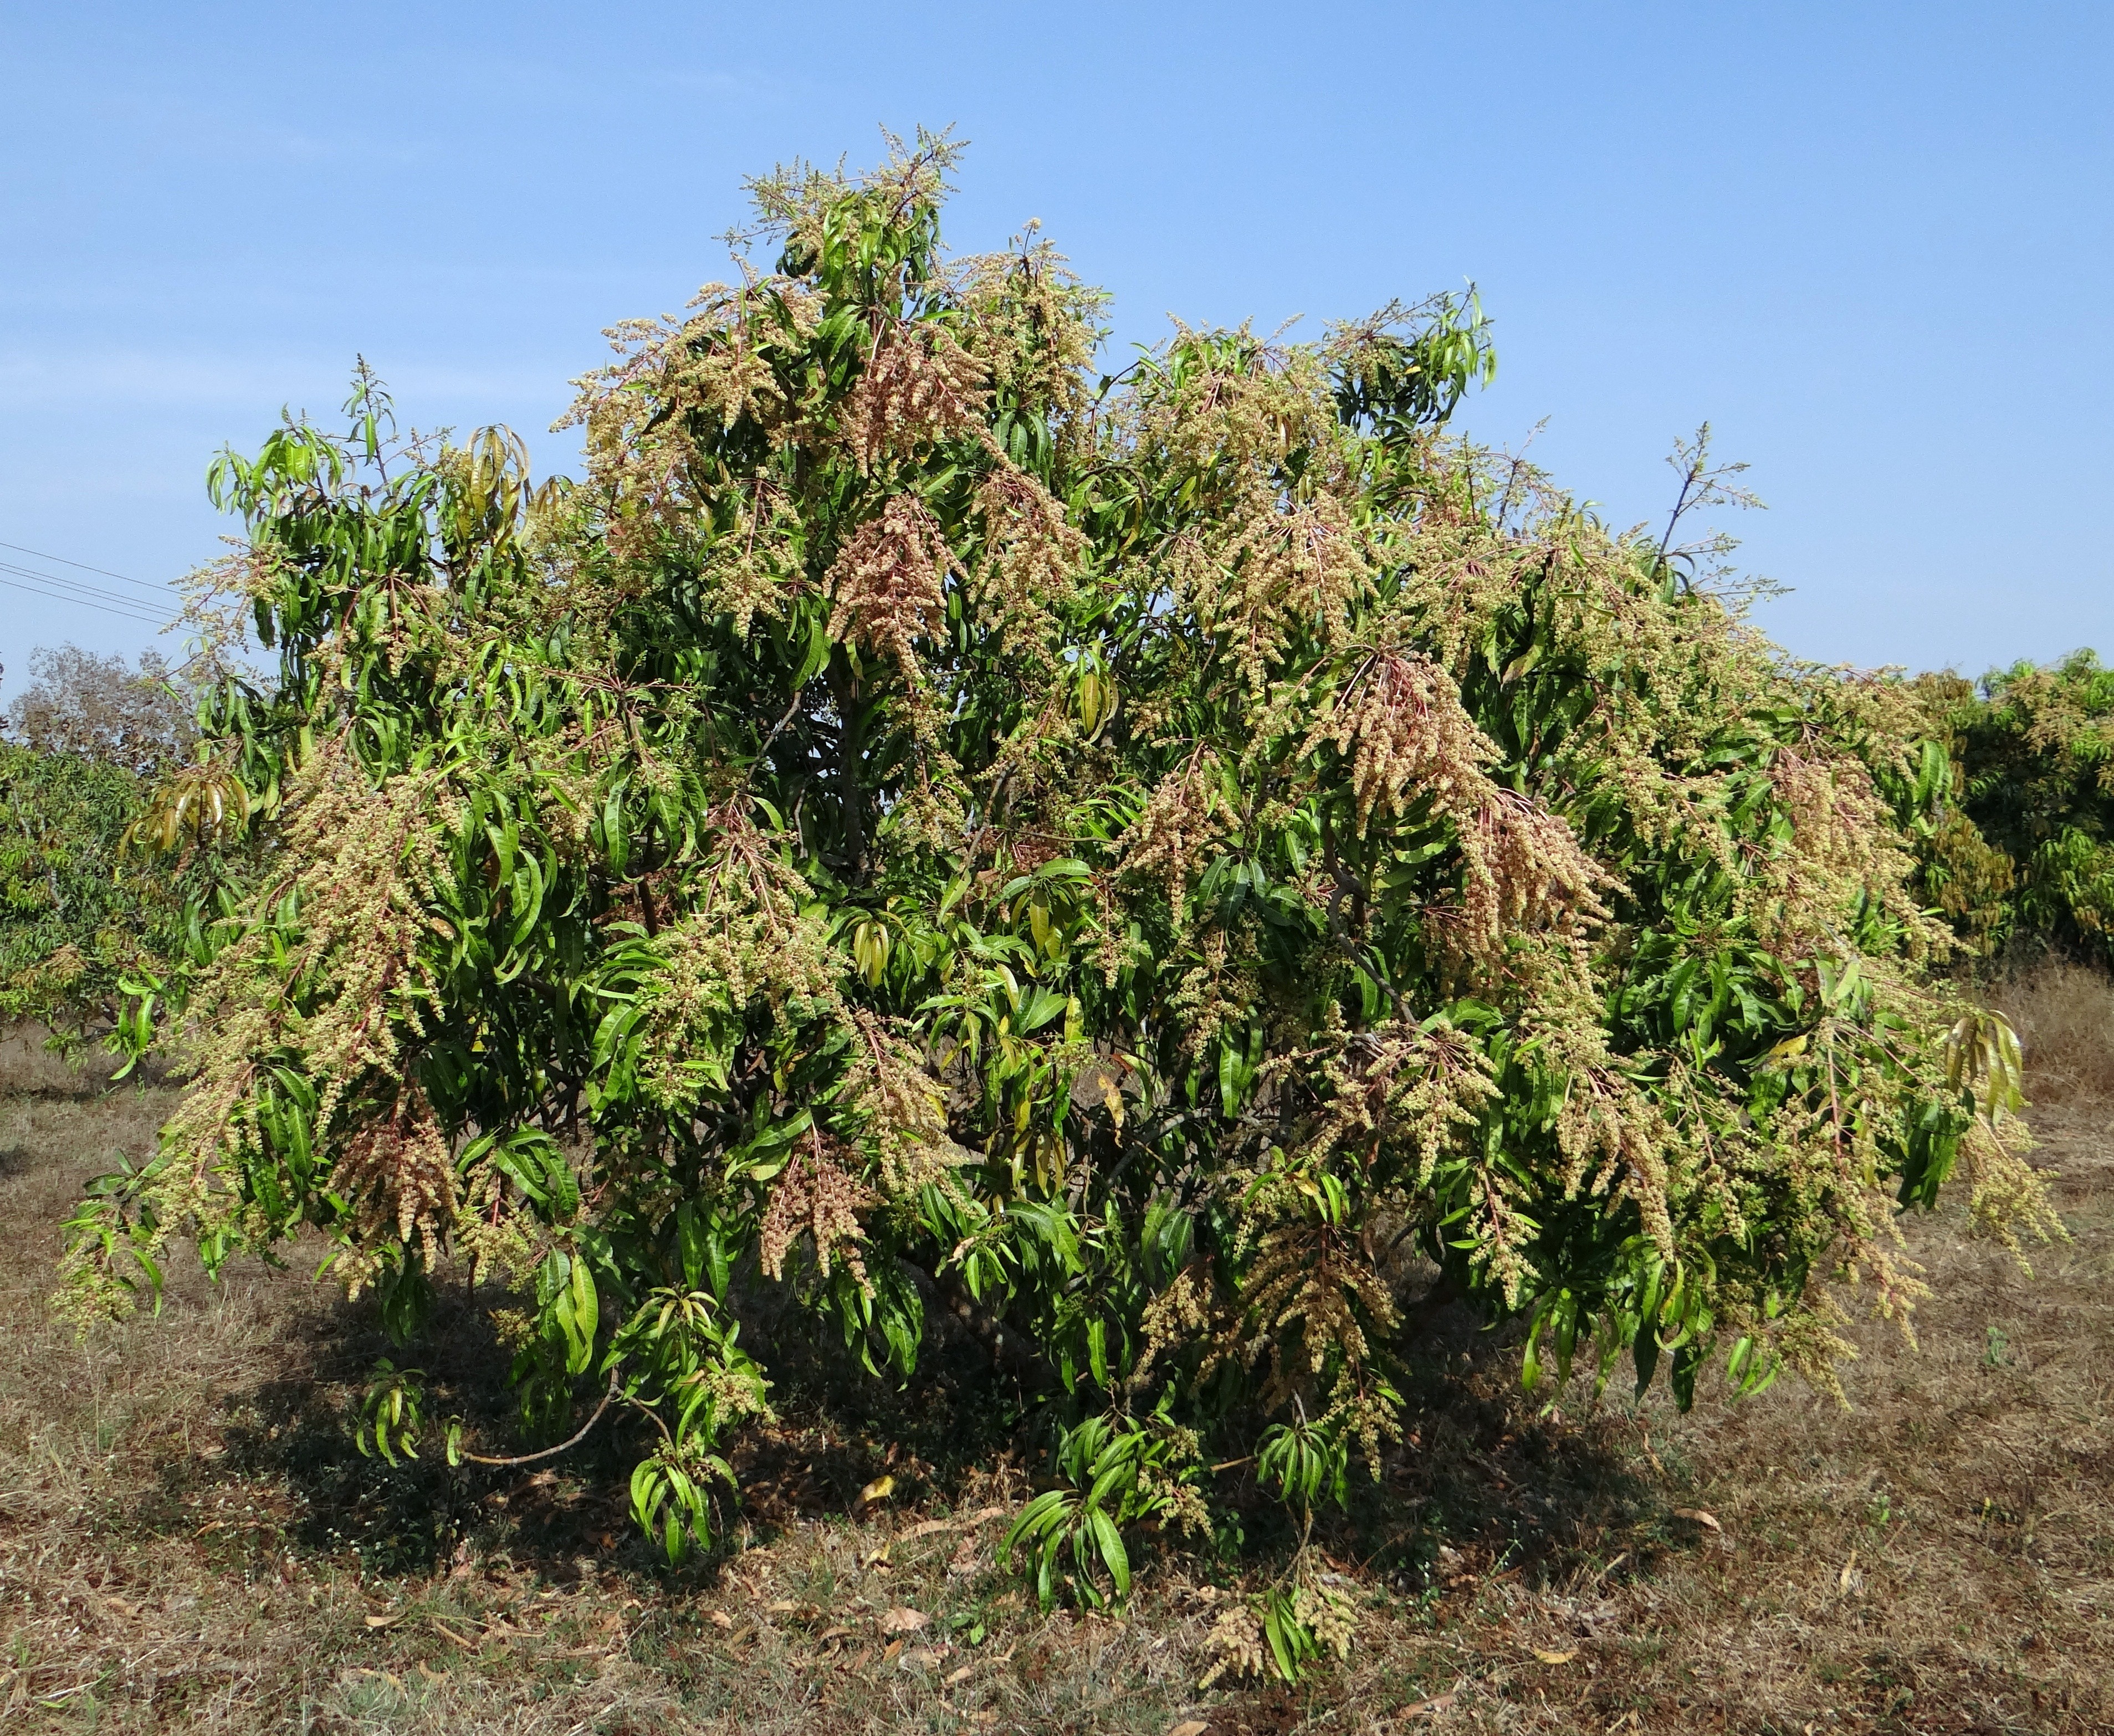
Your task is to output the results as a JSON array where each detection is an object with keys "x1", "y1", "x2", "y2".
[
  {"x1": 0, "y1": 648, "x2": 239, "y2": 1048},
  {"x1": 1921, "y1": 652, "x2": 2114, "y2": 968}
]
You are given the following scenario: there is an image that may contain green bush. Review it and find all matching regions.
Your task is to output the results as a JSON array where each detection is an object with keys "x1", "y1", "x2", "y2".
[
  {"x1": 1920, "y1": 652, "x2": 2114, "y2": 966},
  {"x1": 0, "y1": 742, "x2": 157, "y2": 1042},
  {"x1": 0, "y1": 647, "x2": 240, "y2": 1049},
  {"x1": 60, "y1": 140, "x2": 2056, "y2": 1661}
]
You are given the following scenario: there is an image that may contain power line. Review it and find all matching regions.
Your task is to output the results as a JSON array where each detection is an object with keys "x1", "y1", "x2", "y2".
[
  {"x1": 0, "y1": 539, "x2": 173, "y2": 598},
  {"x1": 0, "y1": 537, "x2": 186, "y2": 639},
  {"x1": 0, "y1": 574, "x2": 168, "y2": 626},
  {"x1": 0, "y1": 560, "x2": 175, "y2": 618},
  {"x1": 0, "y1": 573, "x2": 170, "y2": 628},
  {"x1": 0, "y1": 557, "x2": 166, "y2": 604}
]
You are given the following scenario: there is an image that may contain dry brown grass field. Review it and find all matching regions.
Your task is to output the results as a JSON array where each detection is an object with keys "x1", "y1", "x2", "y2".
[{"x1": 2, "y1": 971, "x2": 2110, "y2": 1735}]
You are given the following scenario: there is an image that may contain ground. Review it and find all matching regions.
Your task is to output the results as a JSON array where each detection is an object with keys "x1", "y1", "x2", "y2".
[{"x1": 2, "y1": 975, "x2": 2110, "y2": 1735}]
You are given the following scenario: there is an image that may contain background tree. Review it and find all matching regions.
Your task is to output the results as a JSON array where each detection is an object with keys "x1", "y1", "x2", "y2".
[
  {"x1": 0, "y1": 646, "x2": 238, "y2": 1047},
  {"x1": 1917, "y1": 652, "x2": 2114, "y2": 966},
  {"x1": 7, "y1": 644, "x2": 196, "y2": 773}
]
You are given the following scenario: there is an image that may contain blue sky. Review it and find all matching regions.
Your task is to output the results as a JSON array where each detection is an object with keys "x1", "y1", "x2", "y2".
[{"x1": 1, "y1": 1, "x2": 2107, "y2": 679}]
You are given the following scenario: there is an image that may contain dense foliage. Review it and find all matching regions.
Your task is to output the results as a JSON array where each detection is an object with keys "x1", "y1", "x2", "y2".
[
  {"x1": 60, "y1": 141, "x2": 2057, "y2": 1658},
  {"x1": 1919, "y1": 651, "x2": 2114, "y2": 966},
  {"x1": 0, "y1": 744, "x2": 156, "y2": 1041},
  {"x1": 0, "y1": 648, "x2": 237, "y2": 1046}
]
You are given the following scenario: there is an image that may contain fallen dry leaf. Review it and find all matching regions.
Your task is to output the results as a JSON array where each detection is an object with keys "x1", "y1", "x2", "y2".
[
  {"x1": 860, "y1": 1474, "x2": 897, "y2": 1503},
  {"x1": 766, "y1": 1599, "x2": 797, "y2": 1615},
  {"x1": 1673, "y1": 1507, "x2": 1722, "y2": 1533},
  {"x1": 363, "y1": 1612, "x2": 402, "y2": 1630},
  {"x1": 945, "y1": 1664, "x2": 974, "y2": 1687},
  {"x1": 430, "y1": 1618, "x2": 478, "y2": 1650},
  {"x1": 1402, "y1": 1692, "x2": 1457, "y2": 1718},
  {"x1": 708, "y1": 1609, "x2": 735, "y2": 1631},
  {"x1": 879, "y1": 1605, "x2": 929, "y2": 1635},
  {"x1": 904, "y1": 1518, "x2": 955, "y2": 1540},
  {"x1": 1170, "y1": 1722, "x2": 1210, "y2": 1736},
  {"x1": 817, "y1": 1623, "x2": 854, "y2": 1643},
  {"x1": 1533, "y1": 1647, "x2": 1577, "y2": 1665}
]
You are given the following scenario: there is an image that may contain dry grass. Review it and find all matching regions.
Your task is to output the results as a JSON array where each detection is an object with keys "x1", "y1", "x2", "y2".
[
  {"x1": 1991, "y1": 958, "x2": 2114, "y2": 1106},
  {"x1": 2, "y1": 989, "x2": 2111, "y2": 1735}
]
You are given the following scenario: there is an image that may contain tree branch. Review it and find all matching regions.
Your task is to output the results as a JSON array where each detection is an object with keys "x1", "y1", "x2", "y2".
[{"x1": 455, "y1": 1368, "x2": 622, "y2": 1468}]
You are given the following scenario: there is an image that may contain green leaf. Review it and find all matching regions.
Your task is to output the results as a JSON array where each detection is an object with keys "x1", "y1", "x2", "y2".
[
  {"x1": 1086, "y1": 1507, "x2": 1130, "y2": 1597},
  {"x1": 1263, "y1": 1600, "x2": 1297, "y2": 1683}
]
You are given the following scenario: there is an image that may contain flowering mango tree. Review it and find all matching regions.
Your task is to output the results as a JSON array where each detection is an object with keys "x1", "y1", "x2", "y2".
[{"x1": 62, "y1": 137, "x2": 2054, "y2": 1669}]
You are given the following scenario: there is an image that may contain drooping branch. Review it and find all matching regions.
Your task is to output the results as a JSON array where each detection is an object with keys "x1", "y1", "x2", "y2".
[{"x1": 453, "y1": 1368, "x2": 623, "y2": 1469}]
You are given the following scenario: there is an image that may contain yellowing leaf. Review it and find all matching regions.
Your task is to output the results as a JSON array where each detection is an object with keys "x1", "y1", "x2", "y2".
[
  {"x1": 1532, "y1": 1647, "x2": 1576, "y2": 1665},
  {"x1": 860, "y1": 1474, "x2": 897, "y2": 1503}
]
